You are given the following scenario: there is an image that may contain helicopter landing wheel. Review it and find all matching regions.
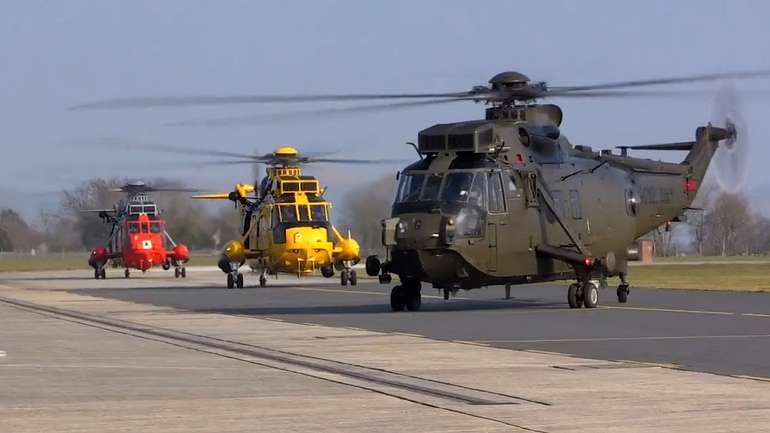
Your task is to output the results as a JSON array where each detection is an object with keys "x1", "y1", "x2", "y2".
[
  {"x1": 583, "y1": 281, "x2": 599, "y2": 308},
  {"x1": 227, "y1": 273, "x2": 235, "y2": 289},
  {"x1": 390, "y1": 285, "x2": 406, "y2": 311},
  {"x1": 349, "y1": 270, "x2": 357, "y2": 286},
  {"x1": 321, "y1": 265, "x2": 334, "y2": 278},
  {"x1": 404, "y1": 286, "x2": 421, "y2": 311},
  {"x1": 94, "y1": 269, "x2": 100, "y2": 279},
  {"x1": 340, "y1": 269, "x2": 349, "y2": 286},
  {"x1": 236, "y1": 273, "x2": 244, "y2": 288},
  {"x1": 181, "y1": 267, "x2": 187, "y2": 278},
  {"x1": 174, "y1": 268, "x2": 180, "y2": 278},
  {"x1": 124, "y1": 269, "x2": 130, "y2": 279},
  {"x1": 162, "y1": 262, "x2": 171, "y2": 271},
  {"x1": 443, "y1": 288, "x2": 450, "y2": 300},
  {"x1": 100, "y1": 268, "x2": 106, "y2": 279},
  {"x1": 259, "y1": 274, "x2": 267, "y2": 287},
  {"x1": 617, "y1": 284, "x2": 629, "y2": 303},
  {"x1": 567, "y1": 283, "x2": 582, "y2": 309}
]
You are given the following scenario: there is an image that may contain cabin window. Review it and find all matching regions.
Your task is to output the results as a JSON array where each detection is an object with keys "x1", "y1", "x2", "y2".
[
  {"x1": 280, "y1": 206, "x2": 297, "y2": 223},
  {"x1": 487, "y1": 172, "x2": 506, "y2": 213},
  {"x1": 301, "y1": 181, "x2": 317, "y2": 192},
  {"x1": 128, "y1": 223, "x2": 139, "y2": 234},
  {"x1": 569, "y1": 190, "x2": 582, "y2": 219},
  {"x1": 141, "y1": 222, "x2": 149, "y2": 233},
  {"x1": 420, "y1": 173, "x2": 443, "y2": 201},
  {"x1": 508, "y1": 176, "x2": 518, "y2": 193},
  {"x1": 298, "y1": 205, "x2": 310, "y2": 222},
  {"x1": 150, "y1": 222, "x2": 162, "y2": 233},
  {"x1": 310, "y1": 204, "x2": 327, "y2": 221},
  {"x1": 396, "y1": 174, "x2": 425, "y2": 203}
]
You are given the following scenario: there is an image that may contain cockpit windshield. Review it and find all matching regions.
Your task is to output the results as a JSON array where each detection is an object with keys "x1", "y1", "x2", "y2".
[
  {"x1": 395, "y1": 174, "x2": 425, "y2": 203},
  {"x1": 397, "y1": 171, "x2": 488, "y2": 209}
]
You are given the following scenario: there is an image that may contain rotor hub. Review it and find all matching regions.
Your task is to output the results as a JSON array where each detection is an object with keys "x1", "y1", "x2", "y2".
[
  {"x1": 488, "y1": 71, "x2": 531, "y2": 90},
  {"x1": 273, "y1": 146, "x2": 299, "y2": 157}
]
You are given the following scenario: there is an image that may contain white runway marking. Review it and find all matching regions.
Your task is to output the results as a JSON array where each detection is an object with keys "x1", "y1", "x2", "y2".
[
  {"x1": 600, "y1": 305, "x2": 736, "y2": 316},
  {"x1": 479, "y1": 334, "x2": 770, "y2": 344},
  {"x1": 0, "y1": 350, "x2": 6, "y2": 357}
]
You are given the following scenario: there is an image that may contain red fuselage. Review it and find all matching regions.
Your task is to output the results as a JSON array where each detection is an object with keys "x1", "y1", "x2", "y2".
[{"x1": 89, "y1": 213, "x2": 189, "y2": 272}]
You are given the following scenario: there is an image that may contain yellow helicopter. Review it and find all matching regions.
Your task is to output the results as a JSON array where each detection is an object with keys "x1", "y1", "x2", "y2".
[{"x1": 194, "y1": 146, "x2": 386, "y2": 289}]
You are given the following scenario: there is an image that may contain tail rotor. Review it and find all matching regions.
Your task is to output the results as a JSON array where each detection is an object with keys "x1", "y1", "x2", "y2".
[{"x1": 710, "y1": 82, "x2": 749, "y2": 193}]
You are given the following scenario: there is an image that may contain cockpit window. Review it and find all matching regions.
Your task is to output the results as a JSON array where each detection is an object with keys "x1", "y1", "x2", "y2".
[
  {"x1": 468, "y1": 173, "x2": 486, "y2": 209},
  {"x1": 440, "y1": 173, "x2": 474, "y2": 203},
  {"x1": 279, "y1": 205, "x2": 297, "y2": 223},
  {"x1": 310, "y1": 204, "x2": 327, "y2": 222},
  {"x1": 396, "y1": 174, "x2": 425, "y2": 203},
  {"x1": 420, "y1": 173, "x2": 443, "y2": 201},
  {"x1": 298, "y1": 205, "x2": 310, "y2": 222},
  {"x1": 128, "y1": 223, "x2": 139, "y2": 234},
  {"x1": 150, "y1": 222, "x2": 163, "y2": 233}
]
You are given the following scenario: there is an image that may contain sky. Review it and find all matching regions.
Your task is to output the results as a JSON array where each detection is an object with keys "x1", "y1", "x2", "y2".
[{"x1": 1, "y1": 0, "x2": 769, "y2": 219}]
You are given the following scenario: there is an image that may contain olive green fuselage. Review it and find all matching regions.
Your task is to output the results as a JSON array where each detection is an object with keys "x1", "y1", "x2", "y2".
[{"x1": 382, "y1": 115, "x2": 718, "y2": 290}]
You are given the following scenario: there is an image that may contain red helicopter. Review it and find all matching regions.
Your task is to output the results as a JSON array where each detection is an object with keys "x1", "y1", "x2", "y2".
[{"x1": 87, "y1": 181, "x2": 191, "y2": 279}]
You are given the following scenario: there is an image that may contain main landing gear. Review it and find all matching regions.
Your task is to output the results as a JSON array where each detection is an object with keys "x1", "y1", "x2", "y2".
[
  {"x1": 390, "y1": 280, "x2": 421, "y2": 312},
  {"x1": 567, "y1": 280, "x2": 600, "y2": 309},
  {"x1": 567, "y1": 271, "x2": 630, "y2": 308}
]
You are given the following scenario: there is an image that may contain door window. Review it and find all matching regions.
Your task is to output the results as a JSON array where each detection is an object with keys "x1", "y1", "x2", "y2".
[{"x1": 487, "y1": 172, "x2": 506, "y2": 213}]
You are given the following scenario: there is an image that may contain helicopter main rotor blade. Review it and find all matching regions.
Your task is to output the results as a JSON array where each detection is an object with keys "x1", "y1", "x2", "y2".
[
  {"x1": 308, "y1": 157, "x2": 409, "y2": 164},
  {"x1": 168, "y1": 97, "x2": 471, "y2": 127},
  {"x1": 70, "y1": 92, "x2": 472, "y2": 110},
  {"x1": 549, "y1": 69, "x2": 770, "y2": 94},
  {"x1": 73, "y1": 137, "x2": 269, "y2": 160}
]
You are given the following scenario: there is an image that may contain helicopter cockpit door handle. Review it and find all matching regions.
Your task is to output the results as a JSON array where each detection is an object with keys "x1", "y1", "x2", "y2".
[{"x1": 524, "y1": 172, "x2": 539, "y2": 208}]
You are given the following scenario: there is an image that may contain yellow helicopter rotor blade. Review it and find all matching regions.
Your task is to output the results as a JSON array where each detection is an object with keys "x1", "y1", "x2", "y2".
[{"x1": 191, "y1": 193, "x2": 231, "y2": 200}]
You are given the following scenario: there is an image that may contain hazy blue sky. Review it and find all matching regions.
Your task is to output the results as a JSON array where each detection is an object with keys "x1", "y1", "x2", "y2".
[{"x1": 1, "y1": 0, "x2": 769, "y2": 216}]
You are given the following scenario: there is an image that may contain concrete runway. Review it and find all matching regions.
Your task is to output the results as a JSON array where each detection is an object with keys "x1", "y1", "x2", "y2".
[
  {"x1": 12, "y1": 268, "x2": 768, "y2": 379},
  {"x1": 2, "y1": 268, "x2": 770, "y2": 432}
]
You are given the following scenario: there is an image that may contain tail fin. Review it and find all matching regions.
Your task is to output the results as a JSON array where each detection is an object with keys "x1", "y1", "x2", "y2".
[{"x1": 683, "y1": 123, "x2": 733, "y2": 184}]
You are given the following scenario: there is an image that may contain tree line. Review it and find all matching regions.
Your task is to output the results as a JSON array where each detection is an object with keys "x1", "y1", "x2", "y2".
[
  {"x1": 0, "y1": 178, "x2": 239, "y2": 254},
  {"x1": 1, "y1": 175, "x2": 766, "y2": 258}
]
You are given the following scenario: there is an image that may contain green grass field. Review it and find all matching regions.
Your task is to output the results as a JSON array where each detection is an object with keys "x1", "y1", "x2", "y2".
[
  {"x1": 0, "y1": 254, "x2": 218, "y2": 272},
  {"x1": 1, "y1": 254, "x2": 769, "y2": 292},
  {"x1": 613, "y1": 263, "x2": 770, "y2": 292}
]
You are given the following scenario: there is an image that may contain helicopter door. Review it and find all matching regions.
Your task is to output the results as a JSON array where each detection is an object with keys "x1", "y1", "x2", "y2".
[{"x1": 486, "y1": 171, "x2": 507, "y2": 272}]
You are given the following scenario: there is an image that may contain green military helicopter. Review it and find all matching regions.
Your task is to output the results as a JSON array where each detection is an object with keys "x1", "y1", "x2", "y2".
[{"x1": 73, "y1": 69, "x2": 768, "y2": 311}]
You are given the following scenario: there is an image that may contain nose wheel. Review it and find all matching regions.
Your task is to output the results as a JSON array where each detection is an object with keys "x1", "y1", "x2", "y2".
[
  {"x1": 339, "y1": 261, "x2": 357, "y2": 286},
  {"x1": 227, "y1": 272, "x2": 244, "y2": 288},
  {"x1": 93, "y1": 267, "x2": 106, "y2": 279},
  {"x1": 174, "y1": 267, "x2": 187, "y2": 278},
  {"x1": 390, "y1": 280, "x2": 421, "y2": 311}
]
